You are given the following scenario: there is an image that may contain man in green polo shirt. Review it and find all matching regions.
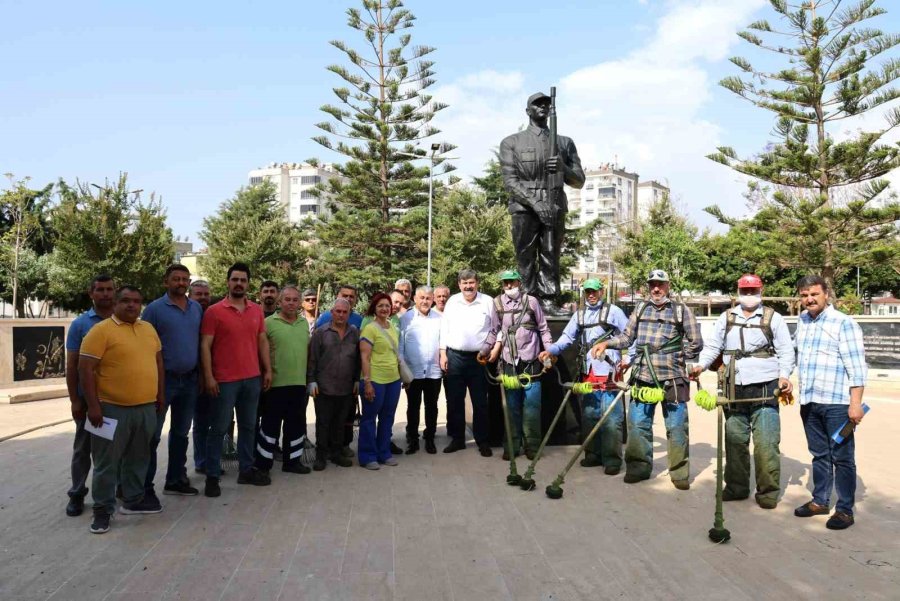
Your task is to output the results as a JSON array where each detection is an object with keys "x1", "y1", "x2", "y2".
[{"x1": 255, "y1": 285, "x2": 311, "y2": 476}]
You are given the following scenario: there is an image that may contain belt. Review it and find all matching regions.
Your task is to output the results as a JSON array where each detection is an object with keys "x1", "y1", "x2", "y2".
[{"x1": 447, "y1": 348, "x2": 479, "y2": 356}]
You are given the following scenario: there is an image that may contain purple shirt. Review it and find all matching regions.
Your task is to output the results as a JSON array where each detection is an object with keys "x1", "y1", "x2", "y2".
[{"x1": 482, "y1": 294, "x2": 553, "y2": 363}]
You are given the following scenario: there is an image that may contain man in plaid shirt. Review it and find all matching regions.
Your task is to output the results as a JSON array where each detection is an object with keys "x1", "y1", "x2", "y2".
[
  {"x1": 591, "y1": 269, "x2": 703, "y2": 490},
  {"x1": 792, "y1": 275, "x2": 867, "y2": 530}
]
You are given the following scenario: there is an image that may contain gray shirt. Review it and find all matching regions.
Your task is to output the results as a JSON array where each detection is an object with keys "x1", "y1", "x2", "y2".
[
  {"x1": 307, "y1": 323, "x2": 361, "y2": 396},
  {"x1": 499, "y1": 123, "x2": 585, "y2": 214}
]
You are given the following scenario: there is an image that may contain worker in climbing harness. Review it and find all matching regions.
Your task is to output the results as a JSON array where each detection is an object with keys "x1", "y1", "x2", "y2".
[
  {"x1": 538, "y1": 278, "x2": 628, "y2": 474},
  {"x1": 591, "y1": 269, "x2": 703, "y2": 490},
  {"x1": 482, "y1": 270, "x2": 553, "y2": 460},
  {"x1": 690, "y1": 273, "x2": 795, "y2": 509}
]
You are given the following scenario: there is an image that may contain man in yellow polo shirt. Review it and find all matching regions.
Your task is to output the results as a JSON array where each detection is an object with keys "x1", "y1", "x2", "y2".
[{"x1": 79, "y1": 285, "x2": 164, "y2": 534}]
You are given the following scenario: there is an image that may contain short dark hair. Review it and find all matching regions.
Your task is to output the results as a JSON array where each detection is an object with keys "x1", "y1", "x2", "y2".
[
  {"x1": 797, "y1": 274, "x2": 828, "y2": 293},
  {"x1": 164, "y1": 264, "x2": 190, "y2": 279},
  {"x1": 457, "y1": 268, "x2": 478, "y2": 282},
  {"x1": 337, "y1": 284, "x2": 358, "y2": 295},
  {"x1": 227, "y1": 262, "x2": 251, "y2": 281},
  {"x1": 365, "y1": 292, "x2": 393, "y2": 317},
  {"x1": 260, "y1": 279, "x2": 279, "y2": 290},
  {"x1": 391, "y1": 289, "x2": 407, "y2": 297},
  {"x1": 115, "y1": 285, "x2": 142, "y2": 300},
  {"x1": 90, "y1": 274, "x2": 114, "y2": 292}
]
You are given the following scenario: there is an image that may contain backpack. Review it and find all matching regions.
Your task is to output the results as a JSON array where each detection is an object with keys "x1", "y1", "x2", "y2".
[
  {"x1": 724, "y1": 305, "x2": 776, "y2": 357},
  {"x1": 633, "y1": 300, "x2": 686, "y2": 336}
]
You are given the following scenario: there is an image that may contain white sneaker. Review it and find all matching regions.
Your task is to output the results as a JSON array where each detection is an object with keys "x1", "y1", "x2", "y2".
[
  {"x1": 382, "y1": 457, "x2": 399, "y2": 466},
  {"x1": 363, "y1": 462, "x2": 380, "y2": 470}
]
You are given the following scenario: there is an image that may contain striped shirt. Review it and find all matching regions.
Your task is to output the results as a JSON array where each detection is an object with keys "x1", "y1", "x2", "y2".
[
  {"x1": 607, "y1": 300, "x2": 703, "y2": 383},
  {"x1": 794, "y1": 305, "x2": 867, "y2": 405}
]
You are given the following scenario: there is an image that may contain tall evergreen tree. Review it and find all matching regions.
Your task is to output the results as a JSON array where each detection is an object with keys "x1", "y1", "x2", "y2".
[
  {"x1": 310, "y1": 0, "x2": 451, "y2": 294},
  {"x1": 48, "y1": 174, "x2": 173, "y2": 310},
  {"x1": 708, "y1": 0, "x2": 900, "y2": 291},
  {"x1": 200, "y1": 182, "x2": 311, "y2": 296}
]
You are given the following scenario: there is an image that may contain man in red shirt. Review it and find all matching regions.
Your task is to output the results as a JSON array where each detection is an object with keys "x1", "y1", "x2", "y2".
[{"x1": 200, "y1": 262, "x2": 272, "y2": 497}]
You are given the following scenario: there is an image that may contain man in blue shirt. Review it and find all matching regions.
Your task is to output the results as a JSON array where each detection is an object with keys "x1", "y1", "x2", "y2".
[
  {"x1": 64, "y1": 274, "x2": 115, "y2": 517},
  {"x1": 540, "y1": 279, "x2": 628, "y2": 473},
  {"x1": 142, "y1": 264, "x2": 204, "y2": 501},
  {"x1": 792, "y1": 275, "x2": 867, "y2": 530},
  {"x1": 692, "y1": 274, "x2": 795, "y2": 509}
]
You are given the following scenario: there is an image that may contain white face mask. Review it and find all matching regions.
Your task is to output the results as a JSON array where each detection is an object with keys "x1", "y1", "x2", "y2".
[
  {"x1": 739, "y1": 294, "x2": 762, "y2": 310},
  {"x1": 506, "y1": 287, "x2": 521, "y2": 300},
  {"x1": 651, "y1": 296, "x2": 668, "y2": 306}
]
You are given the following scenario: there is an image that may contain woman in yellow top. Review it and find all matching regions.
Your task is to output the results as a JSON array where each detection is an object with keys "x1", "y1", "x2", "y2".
[{"x1": 359, "y1": 292, "x2": 402, "y2": 470}]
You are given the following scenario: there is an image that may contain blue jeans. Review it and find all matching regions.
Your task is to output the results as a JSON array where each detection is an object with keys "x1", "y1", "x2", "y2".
[
  {"x1": 505, "y1": 380, "x2": 542, "y2": 454},
  {"x1": 193, "y1": 391, "x2": 214, "y2": 470},
  {"x1": 145, "y1": 371, "x2": 198, "y2": 491},
  {"x1": 625, "y1": 398, "x2": 690, "y2": 481},
  {"x1": 801, "y1": 402, "x2": 857, "y2": 514},
  {"x1": 582, "y1": 389, "x2": 624, "y2": 468},
  {"x1": 444, "y1": 350, "x2": 488, "y2": 445},
  {"x1": 358, "y1": 380, "x2": 401, "y2": 465},
  {"x1": 206, "y1": 377, "x2": 261, "y2": 478}
]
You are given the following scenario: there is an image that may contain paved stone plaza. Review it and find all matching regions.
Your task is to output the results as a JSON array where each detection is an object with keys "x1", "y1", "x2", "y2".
[{"x1": 1, "y1": 380, "x2": 898, "y2": 600}]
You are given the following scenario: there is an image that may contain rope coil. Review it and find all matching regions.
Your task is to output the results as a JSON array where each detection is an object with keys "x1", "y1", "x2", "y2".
[
  {"x1": 632, "y1": 386, "x2": 665, "y2": 403},
  {"x1": 498, "y1": 373, "x2": 533, "y2": 390}
]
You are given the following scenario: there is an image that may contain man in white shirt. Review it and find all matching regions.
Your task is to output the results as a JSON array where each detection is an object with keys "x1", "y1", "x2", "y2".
[
  {"x1": 400, "y1": 286, "x2": 442, "y2": 455},
  {"x1": 439, "y1": 269, "x2": 496, "y2": 456}
]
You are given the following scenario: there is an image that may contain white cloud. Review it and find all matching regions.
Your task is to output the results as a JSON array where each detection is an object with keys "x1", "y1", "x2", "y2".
[{"x1": 432, "y1": 0, "x2": 767, "y2": 227}]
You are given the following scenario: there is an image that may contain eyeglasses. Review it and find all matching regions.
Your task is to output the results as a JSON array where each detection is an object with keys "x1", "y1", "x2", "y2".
[{"x1": 303, "y1": 298, "x2": 317, "y2": 302}]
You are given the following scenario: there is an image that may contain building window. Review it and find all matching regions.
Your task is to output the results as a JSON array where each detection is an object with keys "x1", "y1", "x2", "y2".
[
  {"x1": 301, "y1": 175, "x2": 320, "y2": 185},
  {"x1": 300, "y1": 205, "x2": 318, "y2": 214},
  {"x1": 250, "y1": 176, "x2": 263, "y2": 185},
  {"x1": 291, "y1": 177, "x2": 299, "y2": 185},
  {"x1": 585, "y1": 183, "x2": 594, "y2": 190},
  {"x1": 299, "y1": 191, "x2": 317, "y2": 200}
]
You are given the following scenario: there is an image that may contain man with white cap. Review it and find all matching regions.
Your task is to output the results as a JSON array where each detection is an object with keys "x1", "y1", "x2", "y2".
[{"x1": 591, "y1": 269, "x2": 703, "y2": 489}]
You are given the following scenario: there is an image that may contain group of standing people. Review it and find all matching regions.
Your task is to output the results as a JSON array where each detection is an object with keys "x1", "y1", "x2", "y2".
[{"x1": 63, "y1": 259, "x2": 868, "y2": 535}]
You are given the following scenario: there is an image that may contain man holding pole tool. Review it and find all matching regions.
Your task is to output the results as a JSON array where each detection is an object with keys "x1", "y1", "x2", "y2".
[
  {"x1": 539, "y1": 278, "x2": 628, "y2": 474},
  {"x1": 500, "y1": 89, "x2": 585, "y2": 312},
  {"x1": 591, "y1": 269, "x2": 702, "y2": 490},
  {"x1": 691, "y1": 273, "x2": 795, "y2": 509}
]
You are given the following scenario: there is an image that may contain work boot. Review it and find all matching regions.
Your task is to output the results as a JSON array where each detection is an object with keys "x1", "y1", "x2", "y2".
[
  {"x1": 623, "y1": 473, "x2": 649, "y2": 484},
  {"x1": 204, "y1": 477, "x2": 221, "y2": 498},
  {"x1": 580, "y1": 455, "x2": 603, "y2": 468},
  {"x1": 282, "y1": 462, "x2": 311, "y2": 474},
  {"x1": 406, "y1": 440, "x2": 419, "y2": 455},
  {"x1": 424, "y1": 438, "x2": 437, "y2": 454},
  {"x1": 722, "y1": 489, "x2": 749, "y2": 502},
  {"x1": 66, "y1": 495, "x2": 85, "y2": 517},
  {"x1": 313, "y1": 457, "x2": 327, "y2": 471},
  {"x1": 826, "y1": 511, "x2": 854, "y2": 530},
  {"x1": 794, "y1": 500, "x2": 829, "y2": 518},
  {"x1": 478, "y1": 444, "x2": 493, "y2": 458},
  {"x1": 604, "y1": 465, "x2": 620, "y2": 476}
]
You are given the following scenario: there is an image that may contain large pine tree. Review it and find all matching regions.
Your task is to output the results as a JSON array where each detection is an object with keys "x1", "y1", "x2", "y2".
[
  {"x1": 310, "y1": 0, "x2": 451, "y2": 294},
  {"x1": 708, "y1": 0, "x2": 900, "y2": 291}
]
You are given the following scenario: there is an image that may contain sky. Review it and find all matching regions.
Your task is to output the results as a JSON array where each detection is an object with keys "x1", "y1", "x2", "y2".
[{"x1": 2, "y1": 0, "x2": 899, "y2": 244}]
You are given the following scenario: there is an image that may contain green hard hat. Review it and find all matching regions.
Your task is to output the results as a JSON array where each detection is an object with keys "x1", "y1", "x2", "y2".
[
  {"x1": 581, "y1": 278, "x2": 603, "y2": 291},
  {"x1": 499, "y1": 269, "x2": 521, "y2": 281}
]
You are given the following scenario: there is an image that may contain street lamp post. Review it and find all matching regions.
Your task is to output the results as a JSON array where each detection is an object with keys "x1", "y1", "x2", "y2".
[{"x1": 397, "y1": 143, "x2": 457, "y2": 288}]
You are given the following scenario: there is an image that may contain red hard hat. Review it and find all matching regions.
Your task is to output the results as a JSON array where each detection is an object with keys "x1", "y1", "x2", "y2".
[{"x1": 737, "y1": 273, "x2": 763, "y2": 288}]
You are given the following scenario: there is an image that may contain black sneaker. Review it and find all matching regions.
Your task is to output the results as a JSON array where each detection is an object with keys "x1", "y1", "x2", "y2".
[
  {"x1": 331, "y1": 455, "x2": 352, "y2": 468},
  {"x1": 237, "y1": 468, "x2": 272, "y2": 486},
  {"x1": 66, "y1": 496, "x2": 85, "y2": 517},
  {"x1": 90, "y1": 512, "x2": 111, "y2": 534},
  {"x1": 120, "y1": 496, "x2": 163, "y2": 515},
  {"x1": 163, "y1": 481, "x2": 199, "y2": 496},
  {"x1": 204, "y1": 477, "x2": 221, "y2": 498},
  {"x1": 313, "y1": 457, "x2": 327, "y2": 471},
  {"x1": 282, "y1": 462, "x2": 311, "y2": 474}
]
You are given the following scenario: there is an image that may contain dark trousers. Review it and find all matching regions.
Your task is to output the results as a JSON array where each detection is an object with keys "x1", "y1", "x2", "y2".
[
  {"x1": 724, "y1": 380, "x2": 781, "y2": 503},
  {"x1": 193, "y1": 391, "x2": 214, "y2": 470},
  {"x1": 511, "y1": 210, "x2": 565, "y2": 298},
  {"x1": 444, "y1": 349, "x2": 489, "y2": 445},
  {"x1": 255, "y1": 385, "x2": 307, "y2": 471},
  {"x1": 406, "y1": 378, "x2": 442, "y2": 443},
  {"x1": 146, "y1": 371, "x2": 198, "y2": 491},
  {"x1": 342, "y1": 380, "x2": 363, "y2": 447},
  {"x1": 68, "y1": 415, "x2": 92, "y2": 499},
  {"x1": 91, "y1": 403, "x2": 156, "y2": 515},
  {"x1": 801, "y1": 402, "x2": 857, "y2": 515},
  {"x1": 315, "y1": 393, "x2": 354, "y2": 458}
]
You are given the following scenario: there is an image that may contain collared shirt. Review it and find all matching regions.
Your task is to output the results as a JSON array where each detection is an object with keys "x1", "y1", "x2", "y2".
[
  {"x1": 399, "y1": 309, "x2": 442, "y2": 379},
  {"x1": 315, "y1": 309, "x2": 363, "y2": 330},
  {"x1": 141, "y1": 294, "x2": 203, "y2": 374},
  {"x1": 80, "y1": 315, "x2": 161, "y2": 406},
  {"x1": 308, "y1": 322, "x2": 361, "y2": 396},
  {"x1": 499, "y1": 123, "x2": 586, "y2": 215},
  {"x1": 200, "y1": 298, "x2": 266, "y2": 383},
  {"x1": 439, "y1": 292, "x2": 495, "y2": 352},
  {"x1": 697, "y1": 306, "x2": 795, "y2": 385},
  {"x1": 66, "y1": 308, "x2": 106, "y2": 397},
  {"x1": 482, "y1": 294, "x2": 553, "y2": 364},
  {"x1": 550, "y1": 302, "x2": 629, "y2": 377},
  {"x1": 266, "y1": 313, "x2": 309, "y2": 388},
  {"x1": 794, "y1": 305, "x2": 867, "y2": 405},
  {"x1": 607, "y1": 299, "x2": 703, "y2": 383}
]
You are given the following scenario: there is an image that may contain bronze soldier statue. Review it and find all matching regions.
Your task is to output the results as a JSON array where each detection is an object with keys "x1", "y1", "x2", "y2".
[{"x1": 500, "y1": 90, "x2": 585, "y2": 312}]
